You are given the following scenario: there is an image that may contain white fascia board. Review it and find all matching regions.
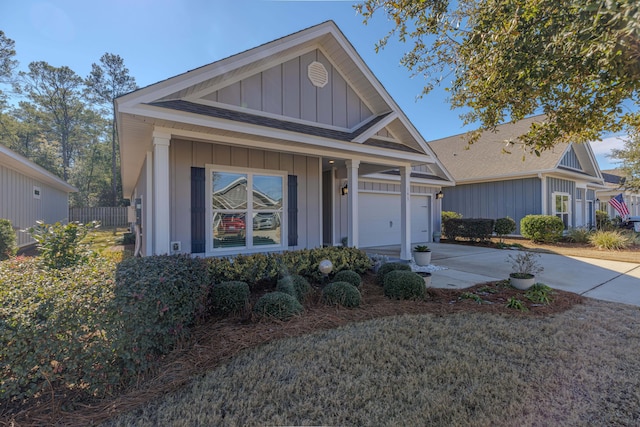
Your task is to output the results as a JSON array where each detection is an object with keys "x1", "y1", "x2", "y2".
[
  {"x1": 131, "y1": 105, "x2": 432, "y2": 164},
  {"x1": 0, "y1": 145, "x2": 77, "y2": 192},
  {"x1": 352, "y1": 112, "x2": 398, "y2": 143},
  {"x1": 546, "y1": 169, "x2": 605, "y2": 185}
]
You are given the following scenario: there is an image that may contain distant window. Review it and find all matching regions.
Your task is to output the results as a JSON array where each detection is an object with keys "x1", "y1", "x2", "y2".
[
  {"x1": 33, "y1": 186, "x2": 41, "y2": 199},
  {"x1": 553, "y1": 193, "x2": 571, "y2": 229}
]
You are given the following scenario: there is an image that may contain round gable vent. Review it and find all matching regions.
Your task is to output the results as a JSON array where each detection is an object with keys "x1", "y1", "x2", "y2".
[{"x1": 308, "y1": 61, "x2": 329, "y2": 88}]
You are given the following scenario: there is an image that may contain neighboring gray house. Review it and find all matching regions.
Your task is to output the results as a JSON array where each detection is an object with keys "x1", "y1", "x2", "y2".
[
  {"x1": 115, "y1": 21, "x2": 453, "y2": 261},
  {"x1": 597, "y1": 170, "x2": 640, "y2": 219},
  {"x1": 0, "y1": 144, "x2": 77, "y2": 248},
  {"x1": 429, "y1": 116, "x2": 605, "y2": 233}
]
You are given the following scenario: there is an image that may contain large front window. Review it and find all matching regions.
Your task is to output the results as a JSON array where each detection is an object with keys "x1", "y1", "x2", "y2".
[
  {"x1": 554, "y1": 193, "x2": 571, "y2": 229},
  {"x1": 211, "y1": 168, "x2": 284, "y2": 251}
]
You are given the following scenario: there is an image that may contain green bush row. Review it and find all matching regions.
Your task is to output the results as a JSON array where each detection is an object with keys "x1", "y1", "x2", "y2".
[
  {"x1": 206, "y1": 246, "x2": 371, "y2": 289},
  {"x1": 443, "y1": 218, "x2": 495, "y2": 242}
]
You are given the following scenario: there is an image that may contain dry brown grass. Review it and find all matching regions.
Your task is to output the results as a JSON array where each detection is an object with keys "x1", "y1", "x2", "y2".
[
  {"x1": 8, "y1": 271, "x2": 640, "y2": 426},
  {"x1": 104, "y1": 295, "x2": 640, "y2": 427}
]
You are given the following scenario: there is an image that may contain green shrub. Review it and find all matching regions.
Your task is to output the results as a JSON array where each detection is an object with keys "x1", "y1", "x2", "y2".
[
  {"x1": 383, "y1": 270, "x2": 426, "y2": 300},
  {"x1": 253, "y1": 292, "x2": 303, "y2": 320},
  {"x1": 322, "y1": 281, "x2": 361, "y2": 308},
  {"x1": 525, "y1": 283, "x2": 553, "y2": 304},
  {"x1": 0, "y1": 256, "x2": 121, "y2": 402},
  {"x1": 113, "y1": 255, "x2": 211, "y2": 374},
  {"x1": 506, "y1": 297, "x2": 528, "y2": 311},
  {"x1": 26, "y1": 220, "x2": 100, "y2": 269},
  {"x1": 277, "y1": 274, "x2": 312, "y2": 302},
  {"x1": 520, "y1": 215, "x2": 564, "y2": 243},
  {"x1": 442, "y1": 211, "x2": 463, "y2": 222},
  {"x1": 565, "y1": 227, "x2": 592, "y2": 244},
  {"x1": 0, "y1": 218, "x2": 17, "y2": 260},
  {"x1": 443, "y1": 218, "x2": 495, "y2": 242},
  {"x1": 494, "y1": 217, "x2": 516, "y2": 242},
  {"x1": 206, "y1": 247, "x2": 371, "y2": 288},
  {"x1": 588, "y1": 230, "x2": 631, "y2": 250},
  {"x1": 376, "y1": 262, "x2": 411, "y2": 285},
  {"x1": 333, "y1": 269, "x2": 362, "y2": 288},
  {"x1": 211, "y1": 281, "x2": 250, "y2": 315}
]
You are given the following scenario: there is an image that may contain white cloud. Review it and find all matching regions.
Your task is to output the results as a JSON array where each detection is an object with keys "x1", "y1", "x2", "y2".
[{"x1": 590, "y1": 136, "x2": 626, "y2": 156}]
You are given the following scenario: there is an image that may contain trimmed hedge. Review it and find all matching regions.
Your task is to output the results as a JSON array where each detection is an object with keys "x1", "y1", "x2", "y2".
[
  {"x1": 383, "y1": 270, "x2": 426, "y2": 300},
  {"x1": 494, "y1": 217, "x2": 516, "y2": 241},
  {"x1": 376, "y1": 262, "x2": 411, "y2": 285},
  {"x1": 253, "y1": 292, "x2": 303, "y2": 320},
  {"x1": 322, "y1": 281, "x2": 361, "y2": 308},
  {"x1": 211, "y1": 281, "x2": 250, "y2": 315},
  {"x1": 443, "y1": 218, "x2": 495, "y2": 242},
  {"x1": 520, "y1": 215, "x2": 564, "y2": 243},
  {"x1": 332, "y1": 269, "x2": 362, "y2": 288},
  {"x1": 207, "y1": 246, "x2": 371, "y2": 289}
]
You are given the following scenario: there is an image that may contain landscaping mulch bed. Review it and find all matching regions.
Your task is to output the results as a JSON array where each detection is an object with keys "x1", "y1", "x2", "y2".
[{"x1": 6, "y1": 272, "x2": 584, "y2": 427}]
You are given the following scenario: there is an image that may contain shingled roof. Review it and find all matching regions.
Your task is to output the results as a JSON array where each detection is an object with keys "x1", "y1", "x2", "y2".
[{"x1": 428, "y1": 116, "x2": 599, "y2": 182}]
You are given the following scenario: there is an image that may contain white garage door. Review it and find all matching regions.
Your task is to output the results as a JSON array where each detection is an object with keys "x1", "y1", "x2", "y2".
[{"x1": 359, "y1": 193, "x2": 430, "y2": 247}]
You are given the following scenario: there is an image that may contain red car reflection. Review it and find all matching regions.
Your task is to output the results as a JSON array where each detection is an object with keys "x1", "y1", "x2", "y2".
[{"x1": 219, "y1": 215, "x2": 246, "y2": 237}]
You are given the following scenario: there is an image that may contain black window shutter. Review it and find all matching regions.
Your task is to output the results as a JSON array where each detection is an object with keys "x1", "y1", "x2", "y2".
[
  {"x1": 288, "y1": 175, "x2": 298, "y2": 247},
  {"x1": 191, "y1": 167, "x2": 206, "y2": 253}
]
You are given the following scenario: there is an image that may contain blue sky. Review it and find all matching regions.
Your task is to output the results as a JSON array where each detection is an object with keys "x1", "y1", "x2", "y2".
[{"x1": 0, "y1": 0, "x2": 624, "y2": 170}]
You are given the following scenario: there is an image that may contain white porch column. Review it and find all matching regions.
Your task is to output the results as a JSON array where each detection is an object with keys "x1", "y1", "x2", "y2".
[
  {"x1": 346, "y1": 159, "x2": 360, "y2": 247},
  {"x1": 399, "y1": 164, "x2": 412, "y2": 261},
  {"x1": 144, "y1": 151, "x2": 154, "y2": 256},
  {"x1": 153, "y1": 131, "x2": 171, "y2": 255}
]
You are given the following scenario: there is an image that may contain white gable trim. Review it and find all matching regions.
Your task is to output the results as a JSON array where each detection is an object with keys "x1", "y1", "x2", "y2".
[
  {"x1": 352, "y1": 112, "x2": 398, "y2": 143},
  {"x1": 0, "y1": 145, "x2": 76, "y2": 193}
]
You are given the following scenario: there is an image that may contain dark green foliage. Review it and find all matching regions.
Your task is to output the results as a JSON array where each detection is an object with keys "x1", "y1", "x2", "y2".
[
  {"x1": 25, "y1": 220, "x2": 99, "y2": 269},
  {"x1": 0, "y1": 218, "x2": 17, "y2": 260},
  {"x1": 443, "y1": 218, "x2": 495, "y2": 242},
  {"x1": 322, "y1": 281, "x2": 361, "y2": 308},
  {"x1": 207, "y1": 246, "x2": 371, "y2": 288},
  {"x1": 211, "y1": 281, "x2": 250, "y2": 315},
  {"x1": 113, "y1": 255, "x2": 211, "y2": 374},
  {"x1": 383, "y1": 270, "x2": 426, "y2": 300},
  {"x1": 376, "y1": 262, "x2": 411, "y2": 285},
  {"x1": 494, "y1": 217, "x2": 516, "y2": 242},
  {"x1": 253, "y1": 292, "x2": 303, "y2": 320},
  {"x1": 333, "y1": 269, "x2": 362, "y2": 288},
  {"x1": 277, "y1": 274, "x2": 312, "y2": 302},
  {"x1": 0, "y1": 256, "x2": 121, "y2": 401},
  {"x1": 520, "y1": 215, "x2": 564, "y2": 243}
]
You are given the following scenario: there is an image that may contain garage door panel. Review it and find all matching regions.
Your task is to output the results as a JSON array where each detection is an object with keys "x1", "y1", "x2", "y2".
[{"x1": 359, "y1": 193, "x2": 430, "y2": 247}]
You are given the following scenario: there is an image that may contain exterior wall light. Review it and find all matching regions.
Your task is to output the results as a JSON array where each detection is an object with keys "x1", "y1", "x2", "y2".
[
  {"x1": 341, "y1": 183, "x2": 348, "y2": 196},
  {"x1": 436, "y1": 191, "x2": 444, "y2": 199}
]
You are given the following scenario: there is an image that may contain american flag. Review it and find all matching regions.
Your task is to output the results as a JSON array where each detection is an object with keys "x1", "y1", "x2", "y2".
[{"x1": 608, "y1": 193, "x2": 630, "y2": 219}]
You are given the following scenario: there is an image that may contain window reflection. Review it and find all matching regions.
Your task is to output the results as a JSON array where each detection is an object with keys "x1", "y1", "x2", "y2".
[
  {"x1": 213, "y1": 212, "x2": 246, "y2": 248},
  {"x1": 213, "y1": 172, "x2": 247, "y2": 210}
]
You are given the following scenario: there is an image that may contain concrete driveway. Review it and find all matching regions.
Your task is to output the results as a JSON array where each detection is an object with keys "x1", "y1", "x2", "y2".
[{"x1": 364, "y1": 243, "x2": 640, "y2": 307}]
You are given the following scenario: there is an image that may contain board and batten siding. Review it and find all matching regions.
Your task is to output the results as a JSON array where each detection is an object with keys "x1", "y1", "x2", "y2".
[
  {"x1": 442, "y1": 178, "x2": 542, "y2": 234},
  {"x1": 202, "y1": 49, "x2": 373, "y2": 129},
  {"x1": 546, "y1": 177, "x2": 576, "y2": 226},
  {"x1": 170, "y1": 139, "x2": 321, "y2": 253},
  {"x1": 0, "y1": 162, "x2": 69, "y2": 247}
]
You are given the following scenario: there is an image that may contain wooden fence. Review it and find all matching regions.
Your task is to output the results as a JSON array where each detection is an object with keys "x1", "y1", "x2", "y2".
[{"x1": 69, "y1": 207, "x2": 129, "y2": 227}]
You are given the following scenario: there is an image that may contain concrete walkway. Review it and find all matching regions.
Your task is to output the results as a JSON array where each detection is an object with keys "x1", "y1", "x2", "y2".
[{"x1": 364, "y1": 243, "x2": 640, "y2": 307}]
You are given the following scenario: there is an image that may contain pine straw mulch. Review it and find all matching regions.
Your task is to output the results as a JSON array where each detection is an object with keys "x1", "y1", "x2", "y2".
[{"x1": 4, "y1": 272, "x2": 584, "y2": 427}]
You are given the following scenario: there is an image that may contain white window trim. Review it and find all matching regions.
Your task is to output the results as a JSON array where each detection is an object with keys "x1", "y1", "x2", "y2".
[
  {"x1": 552, "y1": 191, "x2": 572, "y2": 229},
  {"x1": 205, "y1": 164, "x2": 287, "y2": 256}
]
